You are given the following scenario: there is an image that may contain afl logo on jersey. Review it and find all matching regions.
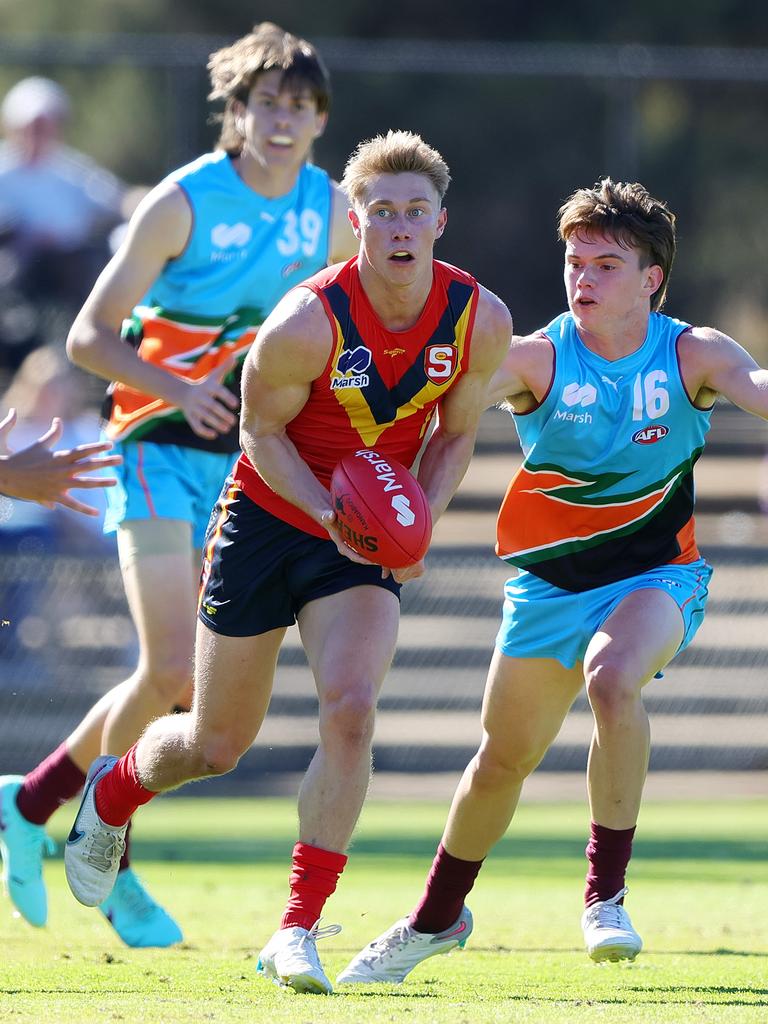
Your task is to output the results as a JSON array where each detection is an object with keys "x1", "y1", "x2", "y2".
[
  {"x1": 632, "y1": 424, "x2": 669, "y2": 445},
  {"x1": 425, "y1": 344, "x2": 458, "y2": 382}
]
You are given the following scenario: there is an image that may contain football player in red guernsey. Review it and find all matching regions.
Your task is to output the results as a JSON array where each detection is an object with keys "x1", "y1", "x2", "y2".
[{"x1": 64, "y1": 130, "x2": 511, "y2": 994}]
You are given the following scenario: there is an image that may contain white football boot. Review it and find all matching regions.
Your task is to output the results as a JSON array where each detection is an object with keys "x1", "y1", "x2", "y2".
[
  {"x1": 257, "y1": 920, "x2": 341, "y2": 994},
  {"x1": 65, "y1": 756, "x2": 127, "y2": 907},
  {"x1": 581, "y1": 887, "x2": 643, "y2": 962},
  {"x1": 336, "y1": 906, "x2": 472, "y2": 985}
]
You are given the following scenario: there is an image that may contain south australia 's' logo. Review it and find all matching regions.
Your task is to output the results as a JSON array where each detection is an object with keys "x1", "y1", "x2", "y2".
[
  {"x1": 332, "y1": 346, "x2": 372, "y2": 390},
  {"x1": 425, "y1": 344, "x2": 458, "y2": 383}
]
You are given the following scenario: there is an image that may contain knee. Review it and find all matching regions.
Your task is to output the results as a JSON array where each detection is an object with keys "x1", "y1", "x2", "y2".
[
  {"x1": 584, "y1": 658, "x2": 640, "y2": 724},
  {"x1": 140, "y1": 654, "x2": 193, "y2": 706},
  {"x1": 193, "y1": 728, "x2": 250, "y2": 777},
  {"x1": 469, "y1": 741, "x2": 539, "y2": 794},
  {"x1": 319, "y1": 682, "x2": 378, "y2": 750}
]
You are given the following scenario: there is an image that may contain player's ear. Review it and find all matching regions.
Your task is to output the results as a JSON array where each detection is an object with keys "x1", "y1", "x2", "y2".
[
  {"x1": 313, "y1": 110, "x2": 328, "y2": 139},
  {"x1": 435, "y1": 207, "x2": 448, "y2": 239},
  {"x1": 645, "y1": 264, "x2": 663, "y2": 297},
  {"x1": 348, "y1": 207, "x2": 362, "y2": 239},
  {"x1": 231, "y1": 99, "x2": 246, "y2": 138}
]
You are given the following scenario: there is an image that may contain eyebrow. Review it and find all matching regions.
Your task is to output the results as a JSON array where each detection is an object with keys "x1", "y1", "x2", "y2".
[
  {"x1": 254, "y1": 86, "x2": 313, "y2": 99},
  {"x1": 567, "y1": 250, "x2": 627, "y2": 262},
  {"x1": 368, "y1": 197, "x2": 434, "y2": 206}
]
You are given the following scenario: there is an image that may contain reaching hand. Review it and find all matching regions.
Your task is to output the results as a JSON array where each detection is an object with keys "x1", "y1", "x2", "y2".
[
  {"x1": 319, "y1": 509, "x2": 425, "y2": 582},
  {"x1": 0, "y1": 410, "x2": 123, "y2": 516},
  {"x1": 179, "y1": 353, "x2": 241, "y2": 440}
]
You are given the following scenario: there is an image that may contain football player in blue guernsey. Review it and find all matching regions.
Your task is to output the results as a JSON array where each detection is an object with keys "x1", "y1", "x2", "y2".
[
  {"x1": 0, "y1": 23, "x2": 356, "y2": 948},
  {"x1": 338, "y1": 177, "x2": 768, "y2": 983}
]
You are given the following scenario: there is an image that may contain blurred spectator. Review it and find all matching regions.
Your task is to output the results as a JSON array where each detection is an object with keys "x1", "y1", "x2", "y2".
[
  {"x1": 0, "y1": 77, "x2": 127, "y2": 375},
  {"x1": 0, "y1": 345, "x2": 116, "y2": 553}
]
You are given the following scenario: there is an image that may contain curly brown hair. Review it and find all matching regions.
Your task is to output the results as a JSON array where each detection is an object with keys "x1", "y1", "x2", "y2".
[
  {"x1": 208, "y1": 23, "x2": 330, "y2": 156},
  {"x1": 558, "y1": 178, "x2": 676, "y2": 311}
]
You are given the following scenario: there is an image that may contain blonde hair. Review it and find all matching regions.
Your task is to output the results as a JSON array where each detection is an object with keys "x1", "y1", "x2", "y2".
[
  {"x1": 208, "y1": 22, "x2": 330, "y2": 156},
  {"x1": 558, "y1": 177, "x2": 676, "y2": 311},
  {"x1": 342, "y1": 130, "x2": 451, "y2": 208}
]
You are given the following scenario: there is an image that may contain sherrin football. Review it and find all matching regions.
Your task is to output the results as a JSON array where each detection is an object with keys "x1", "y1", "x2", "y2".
[{"x1": 330, "y1": 449, "x2": 432, "y2": 568}]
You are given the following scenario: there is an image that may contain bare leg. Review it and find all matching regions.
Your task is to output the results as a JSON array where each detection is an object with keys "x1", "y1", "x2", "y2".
[
  {"x1": 584, "y1": 588, "x2": 684, "y2": 829},
  {"x1": 134, "y1": 620, "x2": 285, "y2": 791},
  {"x1": 296, "y1": 586, "x2": 400, "y2": 853},
  {"x1": 102, "y1": 521, "x2": 199, "y2": 756},
  {"x1": 442, "y1": 651, "x2": 584, "y2": 860}
]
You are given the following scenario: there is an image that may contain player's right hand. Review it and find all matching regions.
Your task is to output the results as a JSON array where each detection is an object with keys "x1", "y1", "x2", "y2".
[
  {"x1": 319, "y1": 509, "x2": 392, "y2": 577},
  {"x1": 180, "y1": 353, "x2": 241, "y2": 440}
]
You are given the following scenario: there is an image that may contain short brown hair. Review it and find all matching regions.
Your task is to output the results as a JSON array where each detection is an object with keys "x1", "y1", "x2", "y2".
[
  {"x1": 208, "y1": 22, "x2": 331, "y2": 155},
  {"x1": 558, "y1": 178, "x2": 676, "y2": 311},
  {"x1": 342, "y1": 130, "x2": 451, "y2": 208}
]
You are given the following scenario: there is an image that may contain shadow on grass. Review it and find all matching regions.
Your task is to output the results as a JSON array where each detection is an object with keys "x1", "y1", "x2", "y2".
[
  {"x1": 47, "y1": 834, "x2": 768, "y2": 866},
  {"x1": 481, "y1": 945, "x2": 768, "y2": 960},
  {"x1": 343, "y1": 987, "x2": 768, "y2": 1008}
]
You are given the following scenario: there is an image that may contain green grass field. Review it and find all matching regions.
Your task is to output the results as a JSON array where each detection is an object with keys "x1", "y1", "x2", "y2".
[{"x1": 1, "y1": 794, "x2": 766, "y2": 1023}]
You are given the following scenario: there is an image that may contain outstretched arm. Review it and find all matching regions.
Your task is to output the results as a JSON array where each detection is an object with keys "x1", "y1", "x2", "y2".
[
  {"x1": 679, "y1": 327, "x2": 768, "y2": 416},
  {"x1": 0, "y1": 410, "x2": 122, "y2": 516}
]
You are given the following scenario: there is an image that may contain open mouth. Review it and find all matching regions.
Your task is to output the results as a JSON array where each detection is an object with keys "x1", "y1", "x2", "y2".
[
  {"x1": 389, "y1": 251, "x2": 414, "y2": 263},
  {"x1": 268, "y1": 135, "x2": 293, "y2": 147}
]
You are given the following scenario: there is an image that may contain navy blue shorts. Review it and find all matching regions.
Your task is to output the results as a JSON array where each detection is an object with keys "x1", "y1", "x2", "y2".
[{"x1": 198, "y1": 481, "x2": 401, "y2": 637}]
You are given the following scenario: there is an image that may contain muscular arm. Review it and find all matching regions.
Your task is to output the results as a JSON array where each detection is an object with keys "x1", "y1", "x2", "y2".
[
  {"x1": 417, "y1": 286, "x2": 512, "y2": 523},
  {"x1": 678, "y1": 326, "x2": 768, "y2": 416},
  {"x1": 486, "y1": 332, "x2": 556, "y2": 412},
  {"x1": 66, "y1": 184, "x2": 238, "y2": 439},
  {"x1": 239, "y1": 290, "x2": 336, "y2": 525}
]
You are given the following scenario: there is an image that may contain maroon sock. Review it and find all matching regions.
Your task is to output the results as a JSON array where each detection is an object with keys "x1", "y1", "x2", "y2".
[
  {"x1": 16, "y1": 742, "x2": 86, "y2": 825},
  {"x1": 584, "y1": 822, "x2": 636, "y2": 906},
  {"x1": 280, "y1": 842, "x2": 348, "y2": 932},
  {"x1": 409, "y1": 843, "x2": 484, "y2": 934},
  {"x1": 94, "y1": 745, "x2": 156, "y2": 827},
  {"x1": 118, "y1": 820, "x2": 132, "y2": 872}
]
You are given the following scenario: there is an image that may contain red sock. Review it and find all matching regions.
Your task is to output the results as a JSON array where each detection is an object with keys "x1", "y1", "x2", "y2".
[
  {"x1": 94, "y1": 746, "x2": 156, "y2": 827},
  {"x1": 584, "y1": 822, "x2": 636, "y2": 906},
  {"x1": 16, "y1": 742, "x2": 86, "y2": 825},
  {"x1": 410, "y1": 843, "x2": 483, "y2": 934},
  {"x1": 118, "y1": 820, "x2": 132, "y2": 872},
  {"x1": 280, "y1": 842, "x2": 348, "y2": 932}
]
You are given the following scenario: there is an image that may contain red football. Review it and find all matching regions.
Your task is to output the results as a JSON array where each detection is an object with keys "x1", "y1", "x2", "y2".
[{"x1": 330, "y1": 449, "x2": 432, "y2": 568}]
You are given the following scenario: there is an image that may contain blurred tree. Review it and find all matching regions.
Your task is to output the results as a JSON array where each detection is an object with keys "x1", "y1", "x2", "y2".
[{"x1": 0, "y1": 1, "x2": 766, "y2": 347}]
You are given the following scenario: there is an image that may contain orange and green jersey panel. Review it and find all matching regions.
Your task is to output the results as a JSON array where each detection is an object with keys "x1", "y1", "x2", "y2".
[
  {"x1": 496, "y1": 311, "x2": 713, "y2": 592},
  {"x1": 103, "y1": 304, "x2": 261, "y2": 451},
  {"x1": 102, "y1": 152, "x2": 333, "y2": 453}
]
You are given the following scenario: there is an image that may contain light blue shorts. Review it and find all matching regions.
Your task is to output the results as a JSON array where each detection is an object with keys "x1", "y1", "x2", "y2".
[
  {"x1": 103, "y1": 440, "x2": 237, "y2": 549},
  {"x1": 496, "y1": 558, "x2": 713, "y2": 670}
]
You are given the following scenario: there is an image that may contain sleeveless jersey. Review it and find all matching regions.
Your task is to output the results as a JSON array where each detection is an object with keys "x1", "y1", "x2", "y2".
[
  {"x1": 235, "y1": 256, "x2": 479, "y2": 537},
  {"x1": 103, "y1": 151, "x2": 333, "y2": 451},
  {"x1": 496, "y1": 311, "x2": 713, "y2": 591}
]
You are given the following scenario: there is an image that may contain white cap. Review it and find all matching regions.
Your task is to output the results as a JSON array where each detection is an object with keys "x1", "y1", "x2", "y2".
[{"x1": 1, "y1": 77, "x2": 71, "y2": 130}]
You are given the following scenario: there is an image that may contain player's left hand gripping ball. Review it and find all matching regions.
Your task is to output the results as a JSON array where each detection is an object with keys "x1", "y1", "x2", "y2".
[{"x1": 330, "y1": 449, "x2": 432, "y2": 568}]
